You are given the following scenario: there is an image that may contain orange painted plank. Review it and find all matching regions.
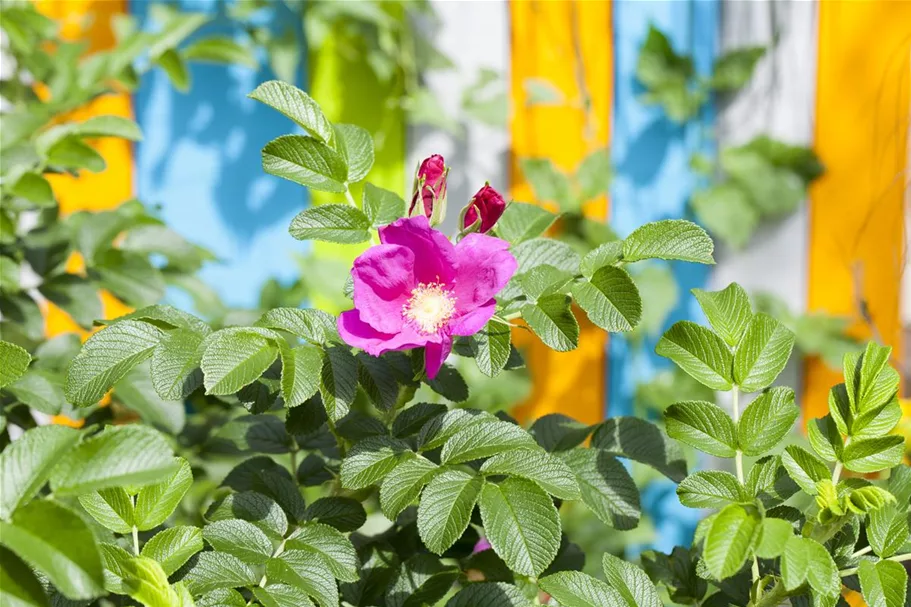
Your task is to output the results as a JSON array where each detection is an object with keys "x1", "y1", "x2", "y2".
[
  {"x1": 509, "y1": 0, "x2": 612, "y2": 426},
  {"x1": 805, "y1": 0, "x2": 910, "y2": 419}
]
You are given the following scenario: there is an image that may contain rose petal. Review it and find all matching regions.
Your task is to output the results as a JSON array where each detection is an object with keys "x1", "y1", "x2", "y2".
[
  {"x1": 452, "y1": 233, "x2": 517, "y2": 314},
  {"x1": 424, "y1": 334, "x2": 453, "y2": 380},
  {"x1": 351, "y1": 244, "x2": 415, "y2": 333},
  {"x1": 449, "y1": 298, "x2": 497, "y2": 336},
  {"x1": 338, "y1": 309, "x2": 428, "y2": 356},
  {"x1": 380, "y1": 216, "x2": 457, "y2": 285}
]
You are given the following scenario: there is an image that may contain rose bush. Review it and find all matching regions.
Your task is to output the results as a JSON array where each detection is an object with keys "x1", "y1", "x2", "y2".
[{"x1": 0, "y1": 24, "x2": 908, "y2": 607}]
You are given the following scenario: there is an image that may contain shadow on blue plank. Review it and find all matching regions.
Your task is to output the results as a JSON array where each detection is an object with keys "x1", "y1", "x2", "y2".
[
  {"x1": 132, "y1": 0, "x2": 307, "y2": 309},
  {"x1": 609, "y1": 0, "x2": 718, "y2": 554}
]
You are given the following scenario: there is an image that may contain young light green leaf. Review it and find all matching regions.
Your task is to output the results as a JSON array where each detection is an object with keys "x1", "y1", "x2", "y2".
[
  {"x1": 362, "y1": 183, "x2": 405, "y2": 227},
  {"x1": 265, "y1": 549, "x2": 338, "y2": 607},
  {"x1": 602, "y1": 552, "x2": 661, "y2": 607},
  {"x1": 50, "y1": 425, "x2": 176, "y2": 496},
  {"x1": 141, "y1": 526, "x2": 203, "y2": 576},
  {"x1": 733, "y1": 313, "x2": 795, "y2": 392},
  {"x1": 656, "y1": 321, "x2": 733, "y2": 390},
  {"x1": 286, "y1": 522, "x2": 359, "y2": 582},
  {"x1": 471, "y1": 319, "x2": 512, "y2": 377},
  {"x1": 0, "y1": 340, "x2": 31, "y2": 388},
  {"x1": 703, "y1": 504, "x2": 760, "y2": 580},
  {"x1": 441, "y1": 420, "x2": 537, "y2": 464},
  {"x1": 520, "y1": 157, "x2": 573, "y2": 208},
  {"x1": 64, "y1": 320, "x2": 163, "y2": 406},
  {"x1": 481, "y1": 448, "x2": 581, "y2": 500},
  {"x1": 664, "y1": 400, "x2": 737, "y2": 458},
  {"x1": 754, "y1": 517, "x2": 792, "y2": 559},
  {"x1": 6, "y1": 369, "x2": 66, "y2": 416},
  {"x1": 150, "y1": 328, "x2": 204, "y2": 401},
  {"x1": 339, "y1": 436, "x2": 410, "y2": 490},
  {"x1": 479, "y1": 477, "x2": 561, "y2": 577},
  {"x1": 580, "y1": 242, "x2": 623, "y2": 279},
  {"x1": 692, "y1": 283, "x2": 752, "y2": 347},
  {"x1": 201, "y1": 328, "x2": 280, "y2": 395},
  {"x1": 737, "y1": 386, "x2": 799, "y2": 455},
  {"x1": 248, "y1": 81, "x2": 333, "y2": 143},
  {"x1": 182, "y1": 37, "x2": 257, "y2": 67},
  {"x1": 203, "y1": 519, "x2": 273, "y2": 564},
  {"x1": 253, "y1": 584, "x2": 316, "y2": 607},
  {"x1": 289, "y1": 204, "x2": 372, "y2": 244},
  {"x1": 254, "y1": 308, "x2": 339, "y2": 345},
  {"x1": 280, "y1": 345, "x2": 321, "y2": 408},
  {"x1": 572, "y1": 266, "x2": 642, "y2": 332},
  {"x1": 131, "y1": 457, "x2": 192, "y2": 530},
  {"x1": 746, "y1": 455, "x2": 799, "y2": 506},
  {"x1": 380, "y1": 456, "x2": 439, "y2": 521},
  {"x1": 75, "y1": 115, "x2": 142, "y2": 141},
  {"x1": 181, "y1": 551, "x2": 258, "y2": 596},
  {"x1": 576, "y1": 149, "x2": 612, "y2": 200},
  {"x1": 842, "y1": 436, "x2": 904, "y2": 474},
  {"x1": 333, "y1": 123, "x2": 373, "y2": 183},
  {"x1": 79, "y1": 488, "x2": 134, "y2": 533},
  {"x1": 622, "y1": 220, "x2": 714, "y2": 264},
  {"x1": 263, "y1": 135, "x2": 347, "y2": 193},
  {"x1": 780, "y1": 445, "x2": 830, "y2": 495},
  {"x1": 855, "y1": 342, "x2": 897, "y2": 411},
  {"x1": 676, "y1": 471, "x2": 747, "y2": 509},
  {"x1": 562, "y1": 449, "x2": 640, "y2": 530},
  {"x1": 781, "y1": 536, "x2": 840, "y2": 598},
  {"x1": 868, "y1": 505, "x2": 909, "y2": 559},
  {"x1": 494, "y1": 202, "x2": 557, "y2": 245},
  {"x1": 320, "y1": 345, "x2": 357, "y2": 422},
  {"x1": 417, "y1": 408, "x2": 497, "y2": 451},
  {"x1": 522, "y1": 293, "x2": 580, "y2": 352},
  {"x1": 417, "y1": 470, "x2": 483, "y2": 554},
  {"x1": 859, "y1": 559, "x2": 907, "y2": 607},
  {"x1": 512, "y1": 238, "x2": 581, "y2": 274},
  {"x1": 539, "y1": 571, "x2": 623, "y2": 607},
  {"x1": 0, "y1": 425, "x2": 79, "y2": 519},
  {"x1": 0, "y1": 500, "x2": 104, "y2": 600}
]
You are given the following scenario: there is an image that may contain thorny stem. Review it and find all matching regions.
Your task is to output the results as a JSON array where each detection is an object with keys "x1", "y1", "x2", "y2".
[{"x1": 732, "y1": 386, "x2": 744, "y2": 484}]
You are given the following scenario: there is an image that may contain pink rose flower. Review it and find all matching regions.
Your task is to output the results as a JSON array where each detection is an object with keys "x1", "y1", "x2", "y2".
[
  {"x1": 463, "y1": 184, "x2": 507, "y2": 234},
  {"x1": 338, "y1": 216, "x2": 517, "y2": 379},
  {"x1": 409, "y1": 154, "x2": 447, "y2": 220}
]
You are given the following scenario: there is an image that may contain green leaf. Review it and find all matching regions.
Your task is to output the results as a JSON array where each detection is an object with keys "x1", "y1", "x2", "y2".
[
  {"x1": 0, "y1": 500, "x2": 103, "y2": 600},
  {"x1": 692, "y1": 283, "x2": 753, "y2": 347},
  {"x1": 265, "y1": 550, "x2": 338, "y2": 607},
  {"x1": 677, "y1": 471, "x2": 747, "y2": 509},
  {"x1": 133, "y1": 457, "x2": 192, "y2": 530},
  {"x1": 40, "y1": 275, "x2": 103, "y2": 330},
  {"x1": 49, "y1": 425, "x2": 176, "y2": 495},
  {"x1": 445, "y1": 582, "x2": 529, "y2": 607},
  {"x1": 711, "y1": 46, "x2": 765, "y2": 91},
  {"x1": 0, "y1": 425, "x2": 79, "y2": 519},
  {"x1": 522, "y1": 293, "x2": 580, "y2": 352},
  {"x1": 703, "y1": 504, "x2": 760, "y2": 580},
  {"x1": 622, "y1": 220, "x2": 714, "y2": 264},
  {"x1": 842, "y1": 436, "x2": 904, "y2": 473},
  {"x1": 196, "y1": 588, "x2": 247, "y2": 607},
  {"x1": 746, "y1": 455, "x2": 799, "y2": 506},
  {"x1": 512, "y1": 238, "x2": 581, "y2": 274},
  {"x1": 755, "y1": 517, "x2": 792, "y2": 559},
  {"x1": 495, "y1": 202, "x2": 557, "y2": 245},
  {"x1": 580, "y1": 242, "x2": 623, "y2": 279},
  {"x1": 254, "y1": 584, "x2": 316, "y2": 607},
  {"x1": 288, "y1": 204, "x2": 371, "y2": 244},
  {"x1": 417, "y1": 470, "x2": 483, "y2": 554},
  {"x1": 481, "y1": 448, "x2": 581, "y2": 500},
  {"x1": 691, "y1": 182, "x2": 759, "y2": 250},
  {"x1": 10, "y1": 172, "x2": 54, "y2": 207},
  {"x1": 76, "y1": 115, "x2": 143, "y2": 140},
  {"x1": 572, "y1": 266, "x2": 642, "y2": 332},
  {"x1": 602, "y1": 552, "x2": 661, "y2": 607},
  {"x1": 182, "y1": 551, "x2": 257, "y2": 596},
  {"x1": 150, "y1": 329, "x2": 204, "y2": 401},
  {"x1": 0, "y1": 340, "x2": 31, "y2": 389},
  {"x1": 210, "y1": 416, "x2": 292, "y2": 455},
  {"x1": 206, "y1": 492, "x2": 288, "y2": 541},
  {"x1": 737, "y1": 387, "x2": 799, "y2": 455},
  {"x1": 320, "y1": 345, "x2": 357, "y2": 422},
  {"x1": 304, "y1": 496, "x2": 366, "y2": 532},
  {"x1": 380, "y1": 456, "x2": 439, "y2": 521},
  {"x1": 65, "y1": 320, "x2": 163, "y2": 406},
  {"x1": 280, "y1": 345, "x2": 321, "y2": 408},
  {"x1": 656, "y1": 321, "x2": 733, "y2": 390},
  {"x1": 868, "y1": 505, "x2": 909, "y2": 558},
  {"x1": 516, "y1": 265, "x2": 573, "y2": 301},
  {"x1": 441, "y1": 420, "x2": 537, "y2": 464},
  {"x1": 854, "y1": 342, "x2": 899, "y2": 411},
  {"x1": 286, "y1": 522, "x2": 358, "y2": 582},
  {"x1": 0, "y1": 546, "x2": 48, "y2": 607},
  {"x1": 539, "y1": 571, "x2": 622, "y2": 607},
  {"x1": 115, "y1": 364, "x2": 186, "y2": 434},
  {"x1": 859, "y1": 559, "x2": 907, "y2": 607},
  {"x1": 201, "y1": 328, "x2": 280, "y2": 395},
  {"x1": 591, "y1": 416, "x2": 687, "y2": 482},
  {"x1": 141, "y1": 526, "x2": 203, "y2": 576},
  {"x1": 103, "y1": 551, "x2": 177, "y2": 606},
  {"x1": 781, "y1": 536, "x2": 840, "y2": 598},
  {"x1": 203, "y1": 519, "x2": 273, "y2": 565},
  {"x1": 114, "y1": 304, "x2": 211, "y2": 334},
  {"x1": 92, "y1": 249, "x2": 166, "y2": 307},
  {"x1": 479, "y1": 477, "x2": 561, "y2": 577},
  {"x1": 333, "y1": 123, "x2": 373, "y2": 183},
  {"x1": 781, "y1": 445, "x2": 830, "y2": 495},
  {"x1": 471, "y1": 320, "x2": 512, "y2": 377},
  {"x1": 362, "y1": 183, "x2": 405, "y2": 227},
  {"x1": 519, "y1": 157, "x2": 573, "y2": 208},
  {"x1": 255, "y1": 308, "x2": 339, "y2": 345},
  {"x1": 576, "y1": 149, "x2": 612, "y2": 200},
  {"x1": 248, "y1": 81, "x2": 333, "y2": 143},
  {"x1": 182, "y1": 37, "x2": 256, "y2": 67},
  {"x1": 807, "y1": 415, "x2": 844, "y2": 462},
  {"x1": 562, "y1": 448, "x2": 640, "y2": 530},
  {"x1": 664, "y1": 400, "x2": 737, "y2": 457},
  {"x1": 46, "y1": 135, "x2": 105, "y2": 171},
  {"x1": 733, "y1": 313, "x2": 795, "y2": 392},
  {"x1": 386, "y1": 554, "x2": 459, "y2": 607},
  {"x1": 425, "y1": 364, "x2": 470, "y2": 402},
  {"x1": 263, "y1": 135, "x2": 347, "y2": 193},
  {"x1": 340, "y1": 436, "x2": 410, "y2": 490},
  {"x1": 356, "y1": 353, "x2": 399, "y2": 411},
  {"x1": 853, "y1": 398, "x2": 902, "y2": 440},
  {"x1": 79, "y1": 488, "x2": 134, "y2": 533},
  {"x1": 525, "y1": 77, "x2": 563, "y2": 104},
  {"x1": 529, "y1": 413, "x2": 594, "y2": 452},
  {"x1": 418, "y1": 408, "x2": 497, "y2": 451},
  {"x1": 392, "y1": 403, "x2": 446, "y2": 438}
]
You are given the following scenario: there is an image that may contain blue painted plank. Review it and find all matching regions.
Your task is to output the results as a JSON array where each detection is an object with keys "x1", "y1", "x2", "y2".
[
  {"x1": 609, "y1": 0, "x2": 719, "y2": 552},
  {"x1": 132, "y1": 0, "x2": 307, "y2": 310}
]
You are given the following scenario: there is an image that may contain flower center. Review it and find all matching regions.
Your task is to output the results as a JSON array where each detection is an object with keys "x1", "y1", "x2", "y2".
[{"x1": 402, "y1": 282, "x2": 456, "y2": 334}]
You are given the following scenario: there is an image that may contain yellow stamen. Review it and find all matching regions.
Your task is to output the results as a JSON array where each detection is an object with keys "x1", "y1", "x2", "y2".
[{"x1": 402, "y1": 282, "x2": 456, "y2": 334}]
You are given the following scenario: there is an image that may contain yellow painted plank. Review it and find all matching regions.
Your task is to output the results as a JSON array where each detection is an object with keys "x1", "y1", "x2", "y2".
[
  {"x1": 509, "y1": 0, "x2": 612, "y2": 426},
  {"x1": 805, "y1": 0, "x2": 910, "y2": 420}
]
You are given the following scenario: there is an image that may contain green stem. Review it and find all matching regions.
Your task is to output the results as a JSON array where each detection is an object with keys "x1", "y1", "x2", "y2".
[
  {"x1": 852, "y1": 545, "x2": 873, "y2": 558},
  {"x1": 130, "y1": 494, "x2": 140, "y2": 555},
  {"x1": 289, "y1": 448, "x2": 298, "y2": 477},
  {"x1": 832, "y1": 437, "x2": 850, "y2": 483},
  {"x1": 732, "y1": 386, "x2": 744, "y2": 484},
  {"x1": 840, "y1": 552, "x2": 911, "y2": 577}
]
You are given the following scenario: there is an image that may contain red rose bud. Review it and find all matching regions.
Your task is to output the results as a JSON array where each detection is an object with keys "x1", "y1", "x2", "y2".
[
  {"x1": 463, "y1": 184, "x2": 506, "y2": 233},
  {"x1": 409, "y1": 155, "x2": 448, "y2": 224}
]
